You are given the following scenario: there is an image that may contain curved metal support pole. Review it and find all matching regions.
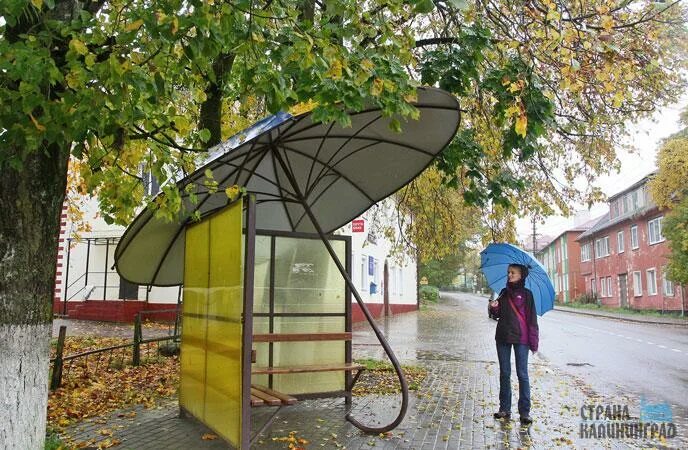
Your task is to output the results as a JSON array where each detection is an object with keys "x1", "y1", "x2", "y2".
[
  {"x1": 272, "y1": 149, "x2": 408, "y2": 433},
  {"x1": 307, "y1": 213, "x2": 409, "y2": 433}
]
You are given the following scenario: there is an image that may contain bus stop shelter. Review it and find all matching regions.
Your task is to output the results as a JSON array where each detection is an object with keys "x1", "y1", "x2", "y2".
[{"x1": 115, "y1": 87, "x2": 461, "y2": 448}]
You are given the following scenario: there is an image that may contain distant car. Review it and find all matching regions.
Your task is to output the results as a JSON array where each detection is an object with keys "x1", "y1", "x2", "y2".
[{"x1": 488, "y1": 291, "x2": 499, "y2": 320}]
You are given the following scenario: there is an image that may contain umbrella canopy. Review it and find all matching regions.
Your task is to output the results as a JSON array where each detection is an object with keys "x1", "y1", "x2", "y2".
[
  {"x1": 480, "y1": 243, "x2": 555, "y2": 315},
  {"x1": 115, "y1": 87, "x2": 460, "y2": 286}
]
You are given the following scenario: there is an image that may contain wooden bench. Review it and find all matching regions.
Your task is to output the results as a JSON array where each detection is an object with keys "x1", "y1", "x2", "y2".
[
  {"x1": 250, "y1": 384, "x2": 298, "y2": 407},
  {"x1": 249, "y1": 332, "x2": 364, "y2": 445},
  {"x1": 251, "y1": 332, "x2": 363, "y2": 378}
]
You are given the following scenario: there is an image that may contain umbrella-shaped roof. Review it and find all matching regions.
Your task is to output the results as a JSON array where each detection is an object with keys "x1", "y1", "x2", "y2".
[{"x1": 115, "y1": 87, "x2": 460, "y2": 286}]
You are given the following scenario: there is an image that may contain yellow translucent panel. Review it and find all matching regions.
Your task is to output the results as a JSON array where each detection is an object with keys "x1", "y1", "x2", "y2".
[
  {"x1": 180, "y1": 220, "x2": 209, "y2": 421},
  {"x1": 181, "y1": 201, "x2": 244, "y2": 447},
  {"x1": 253, "y1": 236, "x2": 271, "y2": 313},
  {"x1": 273, "y1": 238, "x2": 346, "y2": 313}
]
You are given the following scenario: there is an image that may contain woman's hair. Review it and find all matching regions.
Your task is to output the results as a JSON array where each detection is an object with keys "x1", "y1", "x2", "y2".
[{"x1": 508, "y1": 263, "x2": 529, "y2": 281}]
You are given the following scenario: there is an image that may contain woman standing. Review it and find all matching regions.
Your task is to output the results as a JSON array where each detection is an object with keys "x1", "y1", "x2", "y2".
[{"x1": 488, "y1": 263, "x2": 539, "y2": 425}]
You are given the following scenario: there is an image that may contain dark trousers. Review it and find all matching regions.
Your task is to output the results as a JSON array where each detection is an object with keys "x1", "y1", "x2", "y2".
[{"x1": 496, "y1": 342, "x2": 530, "y2": 416}]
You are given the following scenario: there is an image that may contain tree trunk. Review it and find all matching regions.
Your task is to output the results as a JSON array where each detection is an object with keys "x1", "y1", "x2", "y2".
[
  {"x1": 0, "y1": 145, "x2": 69, "y2": 449},
  {"x1": 199, "y1": 53, "x2": 236, "y2": 147}
]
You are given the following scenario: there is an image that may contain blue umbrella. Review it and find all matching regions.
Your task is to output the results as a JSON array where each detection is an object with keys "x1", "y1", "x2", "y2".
[{"x1": 480, "y1": 243, "x2": 555, "y2": 315}]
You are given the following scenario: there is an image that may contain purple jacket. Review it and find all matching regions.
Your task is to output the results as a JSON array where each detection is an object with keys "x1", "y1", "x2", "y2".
[{"x1": 489, "y1": 287, "x2": 539, "y2": 352}]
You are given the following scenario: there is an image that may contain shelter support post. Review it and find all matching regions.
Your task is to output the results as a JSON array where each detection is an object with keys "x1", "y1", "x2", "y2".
[
  {"x1": 273, "y1": 150, "x2": 408, "y2": 434},
  {"x1": 241, "y1": 195, "x2": 257, "y2": 449}
]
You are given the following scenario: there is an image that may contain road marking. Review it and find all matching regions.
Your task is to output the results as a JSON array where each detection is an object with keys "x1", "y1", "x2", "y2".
[
  {"x1": 635, "y1": 339, "x2": 643, "y2": 343},
  {"x1": 658, "y1": 345, "x2": 667, "y2": 349},
  {"x1": 671, "y1": 349, "x2": 681, "y2": 353},
  {"x1": 647, "y1": 341, "x2": 654, "y2": 345}
]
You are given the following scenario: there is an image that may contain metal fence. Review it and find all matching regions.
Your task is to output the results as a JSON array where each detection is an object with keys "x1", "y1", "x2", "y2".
[{"x1": 50, "y1": 308, "x2": 181, "y2": 390}]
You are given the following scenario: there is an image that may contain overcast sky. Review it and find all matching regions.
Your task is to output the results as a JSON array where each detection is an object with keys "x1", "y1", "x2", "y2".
[{"x1": 516, "y1": 96, "x2": 688, "y2": 244}]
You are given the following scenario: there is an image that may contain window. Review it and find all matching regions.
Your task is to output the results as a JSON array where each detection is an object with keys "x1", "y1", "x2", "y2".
[
  {"x1": 360, "y1": 255, "x2": 368, "y2": 291},
  {"x1": 561, "y1": 237, "x2": 568, "y2": 260},
  {"x1": 595, "y1": 236, "x2": 610, "y2": 258},
  {"x1": 599, "y1": 277, "x2": 612, "y2": 297},
  {"x1": 581, "y1": 242, "x2": 592, "y2": 262},
  {"x1": 630, "y1": 225, "x2": 639, "y2": 249},
  {"x1": 647, "y1": 269, "x2": 657, "y2": 295},
  {"x1": 622, "y1": 195, "x2": 630, "y2": 214},
  {"x1": 119, "y1": 279, "x2": 139, "y2": 300},
  {"x1": 633, "y1": 271, "x2": 642, "y2": 297},
  {"x1": 591, "y1": 278, "x2": 596, "y2": 296},
  {"x1": 663, "y1": 272, "x2": 674, "y2": 297},
  {"x1": 617, "y1": 231, "x2": 624, "y2": 253},
  {"x1": 637, "y1": 187, "x2": 646, "y2": 208},
  {"x1": 397, "y1": 268, "x2": 403, "y2": 296},
  {"x1": 390, "y1": 267, "x2": 397, "y2": 296},
  {"x1": 648, "y1": 217, "x2": 664, "y2": 244}
]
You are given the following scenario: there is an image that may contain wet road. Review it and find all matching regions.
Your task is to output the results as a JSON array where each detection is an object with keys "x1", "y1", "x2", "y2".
[{"x1": 446, "y1": 291, "x2": 688, "y2": 412}]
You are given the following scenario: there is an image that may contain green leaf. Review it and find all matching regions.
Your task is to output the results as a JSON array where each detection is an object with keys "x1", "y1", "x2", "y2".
[
  {"x1": 199, "y1": 128, "x2": 211, "y2": 143},
  {"x1": 413, "y1": 0, "x2": 435, "y2": 14},
  {"x1": 447, "y1": 0, "x2": 469, "y2": 11}
]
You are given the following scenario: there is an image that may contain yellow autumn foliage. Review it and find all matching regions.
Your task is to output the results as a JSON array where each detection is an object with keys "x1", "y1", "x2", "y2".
[{"x1": 649, "y1": 136, "x2": 688, "y2": 209}]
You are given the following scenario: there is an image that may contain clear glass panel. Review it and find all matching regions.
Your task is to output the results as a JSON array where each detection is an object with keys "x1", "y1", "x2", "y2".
[
  {"x1": 273, "y1": 237, "x2": 346, "y2": 314},
  {"x1": 272, "y1": 316, "x2": 345, "y2": 333},
  {"x1": 252, "y1": 317, "x2": 270, "y2": 334},
  {"x1": 270, "y1": 317, "x2": 345, "y2": 394},
  {"x1": 253, "y1": 235, "x2": 271, "y2": 313}
]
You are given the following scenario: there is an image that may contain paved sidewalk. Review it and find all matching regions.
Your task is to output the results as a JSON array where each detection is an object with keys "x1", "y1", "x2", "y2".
[
  {"x1": 555, "y1": 305, "x2": 688, "y2": 326},
  {"x1": 57, "y1": 294, "x2": 688, "y2": 449}
]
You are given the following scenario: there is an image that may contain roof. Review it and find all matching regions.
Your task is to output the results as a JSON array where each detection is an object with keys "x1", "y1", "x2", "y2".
[
  {"x1": 576, "y1": 171, "x2": 660, "y2": 241},
  {"x1": 535, "y1": 215, "x2": 601, "y2": 251},
  {"x1": 576, "y1": 204, "x2": 659, "y2": 241},
  {"x1": 608, "y1": 171, "x2": 656, "y2": 202},
  {"x1": 576, "y1": 213, "x2": 610, "y2": 241}
]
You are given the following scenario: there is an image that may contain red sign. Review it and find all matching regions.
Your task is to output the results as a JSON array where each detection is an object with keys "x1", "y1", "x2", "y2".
[{"x1": 352, "y1": 219, "x2": 365, "y2": 233}]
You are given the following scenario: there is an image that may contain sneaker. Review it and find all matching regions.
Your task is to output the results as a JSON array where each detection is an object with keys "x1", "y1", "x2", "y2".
[
  {"x1": 493, "y1": 411, "x2": 511, "y2": 420},
  {"x1": 520, "y1": 415, "x2": 533, "y2": 425}
]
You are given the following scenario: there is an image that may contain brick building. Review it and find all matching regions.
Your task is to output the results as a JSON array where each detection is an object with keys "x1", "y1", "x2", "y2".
[
  {"x1": 537, "y1": 218, "x2": 597, "y2": 303},
  {"x1": 576, "y1": 174, "x2": 685, "y2": 312}
]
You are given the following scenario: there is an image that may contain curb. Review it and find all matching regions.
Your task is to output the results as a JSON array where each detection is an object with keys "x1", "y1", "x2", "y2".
[{"x1": 554, "y1": 306, "x2": 688, "y2": 326}]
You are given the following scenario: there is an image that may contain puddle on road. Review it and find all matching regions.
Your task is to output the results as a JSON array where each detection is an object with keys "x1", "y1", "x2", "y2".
[{"x1": 567, "y1": 362, "x2": 594, "y2": 367}]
